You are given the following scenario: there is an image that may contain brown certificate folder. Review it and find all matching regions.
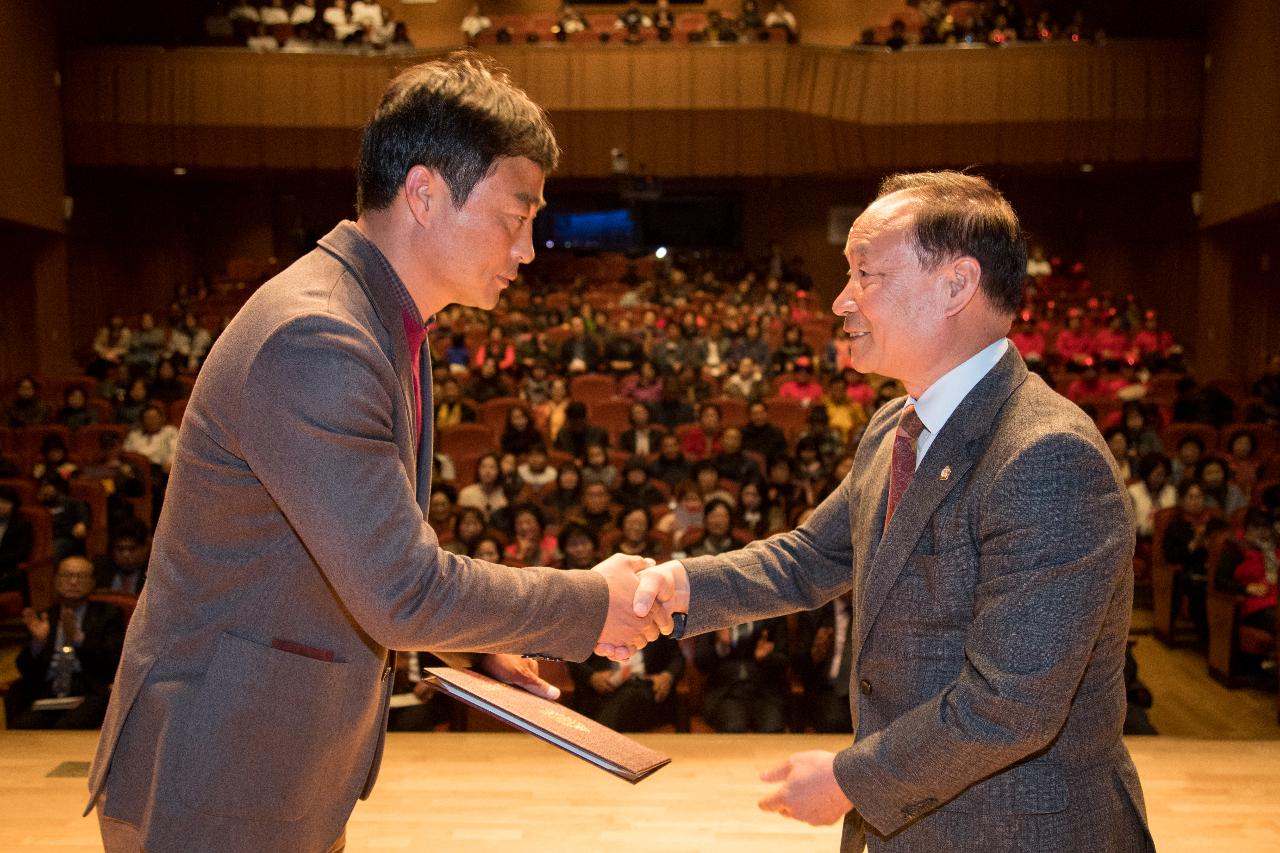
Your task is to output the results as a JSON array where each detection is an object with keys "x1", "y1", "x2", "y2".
[{"x1": 423, "y1": 666, "x2": 671, "y2": 784}]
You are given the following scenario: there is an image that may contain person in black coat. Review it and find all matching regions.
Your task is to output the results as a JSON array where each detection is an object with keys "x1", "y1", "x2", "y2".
[
  {"x1": 0, "y1": 485, "x2": 34, "y2": 603},
  {"x1": 792, "y1": 593, "x2": 855, "y2": 733},
  {"x1": 740, "y1": 400, "x2": 789, "y2": 461},
  {"x1": 93, "y1": 516, "x2": 150, "y2": 597},
  {"x1": 8, "y1": 555, "x2": 126, "y2": 729},
  {"x1": 694, "y1": 615, "x2": 790, "y2": 732},
  {"x1": 570, "y1": 634, "x2": 685, "y2": 732}
]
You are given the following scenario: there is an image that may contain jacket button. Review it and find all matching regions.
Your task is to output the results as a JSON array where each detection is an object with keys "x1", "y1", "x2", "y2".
[{"x1": 859, "y1": 679, "x2": 873, "y2": 695}]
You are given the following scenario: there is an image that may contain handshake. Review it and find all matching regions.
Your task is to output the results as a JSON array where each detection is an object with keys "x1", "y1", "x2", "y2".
[{"x1": 590, "y1": 555, "x2": 690, "y2": 661}]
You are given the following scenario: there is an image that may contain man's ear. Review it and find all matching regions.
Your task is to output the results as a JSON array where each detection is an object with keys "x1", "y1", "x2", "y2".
[
  {"x1": 942, "y1": 256, "x2": 982, "y2": 318},
  {"x1": 402, "y1": 165, "x2": 448, "y2": 227}
]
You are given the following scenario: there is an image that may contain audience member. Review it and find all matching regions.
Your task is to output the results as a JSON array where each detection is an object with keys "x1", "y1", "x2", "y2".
[
  {"x1": 694, "y1": 616, "x2": 790, "y2": 732},
  {"x1": 7, "y1": 556, "x2": 125, "y2": 729},
  {"x1": 544, "y1": 463, "x2": 584, "y2": 521},
  {"x1": 504, "y1": 504, "x2": 559, "y2": 566},
  {"x1": 457, "y1": 454, "x2": 509, "y2": 520},
  {"x1": 515, "y1": 443, "x2": 557, "y2": 490},
  {"x1": 6, "y1": 376, "x2": 49, "y2": 427},
  {"x1": 619, "y1": 401, "x2": 663, "y2": 456},
  {"x1": 1163, "y1": 480, "x2": 1229, "y2": 645},
  {"x1": 1196, "y1": 456, "x2": 1247, "y2": 517},
  {"x1": 1129, "y1": 453, "x2": 1176, "y2": 539},
  {"x1": 792, "y1": 591, "x2": 854, "y2": 733},
  {"x1": 93, "y1": 517, "x2": 150, "y2": 596},
  {"x1": 441, "y1": 506, "x2": 487, "y2": 557},
  {"x1": 554, "y1": 401, "x2": 610, "y2": 459},
  {"x1": 499, "y1": 406, "x2": 542, "y2": 457},
  {"x1": 1215, "y1": 508, "x2": 1278, "y2": 638},
  {"x1": 741, "y1": 400, "x2": 788, "y2": 460},
  {"x1": 37, "y1": 475, "x2": 90, "y2": 563},
  {"x1": 0, "y1": 485, "x2": 34, "y2": 603},
  {"x1": 57, "y1": 386, "x2": 99, "y2": 431},
  {"x1": 557, "y1": 522, "x2": 599, "y2": 570},
  {"x1": 571, "y1": 634, "x2": 684, "y2": 731},
  {"x1": 647, "y1": 433, "x2": 689, "y2": 490},
  {"x1": 114, "y1": 377, "x2": 151, "y2": 428}
]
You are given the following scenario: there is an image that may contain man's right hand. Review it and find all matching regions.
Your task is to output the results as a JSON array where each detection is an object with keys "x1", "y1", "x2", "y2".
[
  {"x1": 595, "y1": 559, "x2": 690, "y2": 661},
  {"x1": 592, "y1": 553, "x2": 667, "y2": 660},
  {"x1": 22, "y1": 608, "x2": 50, "y2": 645}
]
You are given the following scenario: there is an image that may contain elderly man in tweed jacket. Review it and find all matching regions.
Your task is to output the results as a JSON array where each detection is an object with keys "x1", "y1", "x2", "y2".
[{"x1": 630, "y1": 172, "x2": 1154, "y2": 852}]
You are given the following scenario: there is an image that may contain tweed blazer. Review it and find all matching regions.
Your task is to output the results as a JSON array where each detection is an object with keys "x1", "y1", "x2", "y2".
[
  {"x1": 87, "y1": 222, "x2": 609, "y2": 853},
  {"x1": 681, "y1": 346, "x2": 1154, "y2": 852}
]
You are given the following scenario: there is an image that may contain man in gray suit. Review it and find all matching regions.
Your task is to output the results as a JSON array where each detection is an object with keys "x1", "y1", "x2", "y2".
[
  {"x1": 90, "y1": 55, "x2": 669, "y2": 853},
  {"x1": 628, "y1": 172, "x2": 1154, "y2": 851}
]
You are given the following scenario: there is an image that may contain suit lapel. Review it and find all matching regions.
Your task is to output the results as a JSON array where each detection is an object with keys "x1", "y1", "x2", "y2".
[
  {"x1": 316, "y1": 222, "x2": 417, "y2": 462},
  {"x1": 856, "y1": 347, "x2": 1029, "y2": 650}
]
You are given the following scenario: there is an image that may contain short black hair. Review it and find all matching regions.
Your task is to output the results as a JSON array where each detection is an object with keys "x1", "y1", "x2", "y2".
[
  {"x1": 111, "y1": 516, "x2": 150, "y2": 546},
  {"x1": 875, "y1": 171, "x2": 1027, "y2": 315},
  {"x1": 356, "y1": 52, "x2": 559, "y2": 215}
]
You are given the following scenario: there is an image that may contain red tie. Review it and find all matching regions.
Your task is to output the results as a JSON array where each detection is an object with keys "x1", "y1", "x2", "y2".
[
  {"x1": 884, "y1": 403, "x2": 925, "y2": 532},
  {"x1": 402, "y1": 312, "x2": 427, "y2": 451}
]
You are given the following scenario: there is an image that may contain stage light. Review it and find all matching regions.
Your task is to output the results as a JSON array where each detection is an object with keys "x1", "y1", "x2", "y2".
[
  {"x1": 655, "y1": 247, "x2": 668, "y2": 259},
  {"x1": 545, "y1": 240, "x2": 555, "y2": 249}
]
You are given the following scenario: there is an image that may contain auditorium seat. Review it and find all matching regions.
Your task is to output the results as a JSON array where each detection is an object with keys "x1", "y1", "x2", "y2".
[
  {"x1": 19, "y1": 506, "x2": 54, "y2": 610},
  {"x1": 1149, "y1": 506, "x2": 1182, "y2": 645},
  {"x1": 72, "y1": 424, "x2": 127, "y2": 463},
  {"x1": 436, "y1": 423, "x2": 496, "y2": 459},
  {"x1": 570, "y1": 373, "x2": 617, "y2": 401},
  {"x1": 88, "y1": 591, "x2": 139, "y2": 629},
  {"x1": 585, "y1": 397, "x2": 632, "y2": 443},
  {"x1": 478, "y1": 396, "x2": 523, "y2": 436},
  {"x1": 1161, "y1": 422, "x2": 1219, "y2": 455},
  {"x1": 68, "y1": 478, "x2": 109, "y2": 558}
]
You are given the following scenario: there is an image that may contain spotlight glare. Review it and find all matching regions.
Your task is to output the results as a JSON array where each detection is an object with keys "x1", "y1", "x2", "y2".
[{"x1": 655, "y1": 246, "x2": 668, "y2": 259}]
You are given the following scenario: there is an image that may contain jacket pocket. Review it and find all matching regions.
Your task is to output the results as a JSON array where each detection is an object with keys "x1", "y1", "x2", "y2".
[{"x1": 175, "y1": 631, "x2": 351, "y2": 820}]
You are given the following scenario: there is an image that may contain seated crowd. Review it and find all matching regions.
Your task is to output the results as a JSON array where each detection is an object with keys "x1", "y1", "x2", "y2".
[
  {"x1": 210, "y1": 0, "x2": 414, "y2": 51},
  {"x1": 858, "y1": 1, "x2": 1099, "y2": 50},
  {"x1": 464, "y1": 1, "x2": 799, "y2": 46},
  {"x1": 3, "y1": 239, "x2": 1278, "y2": 732}
]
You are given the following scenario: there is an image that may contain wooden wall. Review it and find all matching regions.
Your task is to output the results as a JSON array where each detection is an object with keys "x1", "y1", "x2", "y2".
[
  {"x1": 1199, "y1": 0, "x2": 1280, "y2": 227},
  {"x1": 0, "y1": 2, "x2": 65, "y2": 233},
  {"x1": 61, "y1": 41, "x2": 1203, "y2": 176}
]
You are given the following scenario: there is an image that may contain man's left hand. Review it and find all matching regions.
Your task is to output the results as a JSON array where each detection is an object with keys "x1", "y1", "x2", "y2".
[
  {"x1": 479, "y1": 654, "x2": 560, "y2": 701},
  {"x1": 758, "y1": 751, "x2": 853, "y2": 826}
]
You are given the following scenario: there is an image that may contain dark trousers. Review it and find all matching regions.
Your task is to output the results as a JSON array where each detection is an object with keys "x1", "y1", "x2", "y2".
[
  {"x1": 805, "y1": 688, "x2": 853, "y2": 733},
  {"x1": 578, "y1": 679, "x2": 672, "y2": 732},
  {"x1": 705, "y1": 681, "x2": 786, "y2": 733}
]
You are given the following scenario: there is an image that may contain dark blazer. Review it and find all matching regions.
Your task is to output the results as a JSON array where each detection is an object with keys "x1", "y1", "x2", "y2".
[
  {"x1": 569, "y1": 634, "x2": 685, "y2": 695},
  {"x1": 0, "y1": 512, "x2": 34, "y2": 592},
  {"x1": 92, "y1": 555, "x2": 146, "y2": 597},
  {"x1": 678, "y1": 346, "x2": 1152, "y2": 852},
  {"x1": 619, "y1": 425, "x2": 666, "y2": 456},
  {"x1": 16, "y1": 601, "x2": 125, "y2": 701},
  {"x1": 87, "y1": 222, "x2": 610, "y2": 853},
  {"x1": 693, "y1": 616, "x2": 790, "y2": 709}
]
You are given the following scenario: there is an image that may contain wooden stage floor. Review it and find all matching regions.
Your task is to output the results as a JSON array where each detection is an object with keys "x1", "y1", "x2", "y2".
[{"x1": 2, "y1": 731, "x2": 1278, "y2": 851}]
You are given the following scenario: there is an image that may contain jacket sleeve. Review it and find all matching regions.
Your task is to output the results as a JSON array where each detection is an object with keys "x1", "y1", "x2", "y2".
[
  {"x1": 236, "y1": 313, "x2": 609, "y2": 659},
  {"x1": 679, "y1": 470, "x2": 857, "y2": 636},
  {"x1": 833, "y1": 432, "x2": 1134, "y2": 836}
]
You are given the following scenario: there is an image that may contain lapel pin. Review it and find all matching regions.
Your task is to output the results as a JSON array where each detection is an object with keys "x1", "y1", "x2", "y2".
[{"x1": 940, "y1": 466, "x2": 951, "y2": 481}]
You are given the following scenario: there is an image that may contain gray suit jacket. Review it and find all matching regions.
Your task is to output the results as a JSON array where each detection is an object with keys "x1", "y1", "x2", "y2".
[
  {"x1": 87, "y1": 222, "x2": 609, "y2": 853},
  {"x1": 681, "y1": 347, "x2": 1153, "y2": 852}
]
